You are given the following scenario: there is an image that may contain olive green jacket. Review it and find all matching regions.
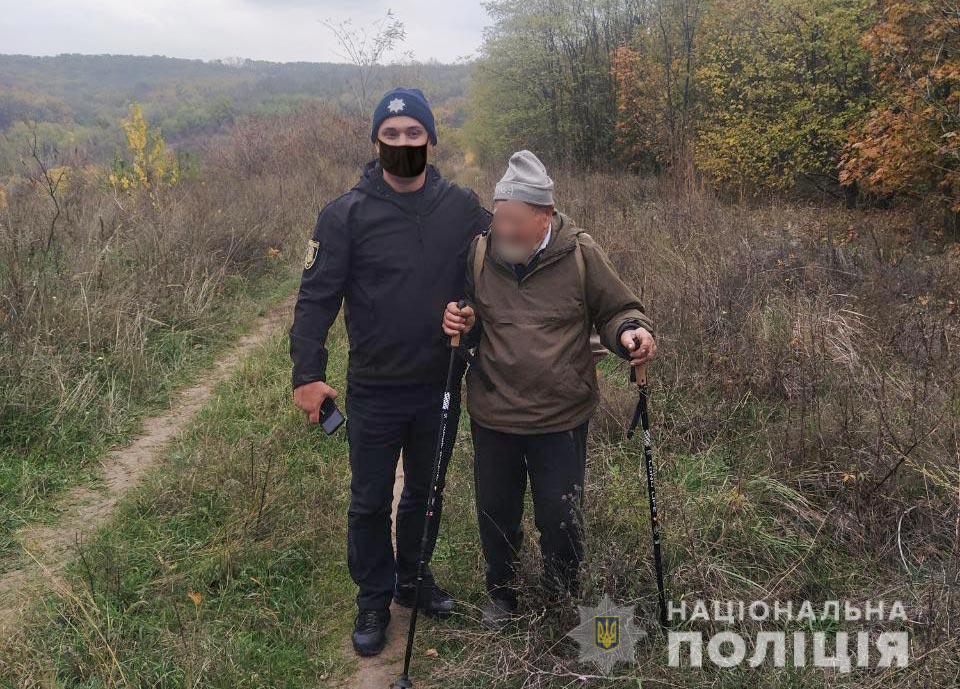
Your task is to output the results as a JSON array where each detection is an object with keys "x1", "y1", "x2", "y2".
[{"x1": 464, "y1": 211, "x2": 654, "y2": 434}]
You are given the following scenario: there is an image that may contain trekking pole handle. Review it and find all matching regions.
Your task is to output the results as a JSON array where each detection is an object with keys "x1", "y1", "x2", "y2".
[
  {"x1": 628, "y1": 334, "x2": 647, "y2": 387},
  {"x1": 451, "y1": 298, "x2": 469, "y2": 348}
]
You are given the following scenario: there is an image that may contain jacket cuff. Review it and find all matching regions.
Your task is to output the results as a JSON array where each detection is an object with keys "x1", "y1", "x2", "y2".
[
  {"x1": 292, "y1": 371, "x2": 326, "y2": 390},
  {"x1": 614, "y1": 319, "x2": 649, "y2": 358}
]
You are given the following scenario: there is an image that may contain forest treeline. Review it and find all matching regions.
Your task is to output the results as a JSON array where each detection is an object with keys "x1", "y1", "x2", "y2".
[
  {"x1": 0, "y1": 54, "x2": 470, "y2": 175},
  {"x1": 466, "y1": 0, "x2": 958, "y2": 217}
]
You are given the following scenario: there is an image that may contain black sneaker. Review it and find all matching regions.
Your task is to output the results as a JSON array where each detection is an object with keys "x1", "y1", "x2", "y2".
[
  {"x1": 395, "y1": 580, "x2": 455, "y2": 619},
  {"x1": 481, "y1": 597, "x2": 517, "y2": 628},
  {"x1": 352, "y1": 607, "x2": 390, "y2": 657}
]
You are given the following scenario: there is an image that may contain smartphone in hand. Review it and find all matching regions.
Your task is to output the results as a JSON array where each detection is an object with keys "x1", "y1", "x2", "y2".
[{"x1": 319, "y1": 397, "x2": 345, "y2": 435}]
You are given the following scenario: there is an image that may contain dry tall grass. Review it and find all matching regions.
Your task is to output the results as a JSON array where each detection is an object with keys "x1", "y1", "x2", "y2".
[{"x1": 0, "y1": 104, "x2": 369, "y2": 553}]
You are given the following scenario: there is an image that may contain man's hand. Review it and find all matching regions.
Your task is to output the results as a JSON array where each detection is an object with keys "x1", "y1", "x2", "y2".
[
  {"x1": 293, "y1": 380, "x2": 338, "y2": 424},
  {"x1": 621, "y1": 327, "x2": 657, "y2": 367},
  {"x1": 443, "y1": 301, "x2": 476, "y2": 337}
]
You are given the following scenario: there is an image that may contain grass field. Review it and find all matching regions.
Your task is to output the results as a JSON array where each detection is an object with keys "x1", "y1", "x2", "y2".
[
  {"x1": 0, "y1": 271, "x2": 297, "y2": 568},
  {"x1": 0, "y1": 104, "x2": 368, "y2": 567},
  {"x1": 1, "y1": 156, "x2": 957, "y2": 687},
  {"x1": 0, "y1": 297, "x2": 945, "y2": 688},
  {"x1": 0, "y1": 318, "x2": 355, "y2": 686}
]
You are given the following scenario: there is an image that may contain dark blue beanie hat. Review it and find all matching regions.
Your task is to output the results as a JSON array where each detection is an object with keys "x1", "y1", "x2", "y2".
[{"x1": 370, "y1": 87, "x2": 437, "y2": 145}]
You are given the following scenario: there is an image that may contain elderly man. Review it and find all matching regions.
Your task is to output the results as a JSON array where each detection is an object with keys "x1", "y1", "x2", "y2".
[
  {"x1": 442, "y1": 150, "x2": 656, "y2": 625},
  {"x1": 291, "y1": 87, "x2": 491, "y2": 655}
]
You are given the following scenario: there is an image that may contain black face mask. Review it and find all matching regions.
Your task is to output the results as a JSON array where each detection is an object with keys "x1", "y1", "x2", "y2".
[{"x1": 378, "y1": 140, "x2": 428, "y2": 178}]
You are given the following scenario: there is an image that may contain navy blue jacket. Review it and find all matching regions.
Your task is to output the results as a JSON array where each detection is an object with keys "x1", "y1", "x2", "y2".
[{"x1": 290, "y1": 161, "x2": 491, "y2": 389}]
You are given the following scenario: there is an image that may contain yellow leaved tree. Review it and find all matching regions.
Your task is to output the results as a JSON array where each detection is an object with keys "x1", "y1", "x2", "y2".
[{"x1": 109, "y1": 103, "x2": 179, "y2": 193}]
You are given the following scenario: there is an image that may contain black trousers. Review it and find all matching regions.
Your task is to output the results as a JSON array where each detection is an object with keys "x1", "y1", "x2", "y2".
[
  {"x1": 471, "y1": 419, "x2": 589, "y2": 607},
  {"x1": 345, "y1": 379, "x2": 460, "y2": 611}
]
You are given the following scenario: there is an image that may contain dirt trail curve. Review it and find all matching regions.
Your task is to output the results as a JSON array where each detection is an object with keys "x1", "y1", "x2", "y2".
[{"x1": 0, "y1": 295, "x2": 296, "y2": 637}]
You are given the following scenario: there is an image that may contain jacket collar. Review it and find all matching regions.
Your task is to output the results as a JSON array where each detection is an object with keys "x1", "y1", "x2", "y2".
[
  {"x1": 355, "y1": 159, "x2": 448, "y2": 214},
  {"x1": 535, "y1": 211, "x2": 579, "y2": 262}
]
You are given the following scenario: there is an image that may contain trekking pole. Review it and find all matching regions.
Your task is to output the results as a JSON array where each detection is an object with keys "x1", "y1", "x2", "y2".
[
  {"x1": 626, "y1": 363, "x2": 668, "y2": 628},
  {"x1": 392, "y1": 301, "x2": 466, "y2": 689}
]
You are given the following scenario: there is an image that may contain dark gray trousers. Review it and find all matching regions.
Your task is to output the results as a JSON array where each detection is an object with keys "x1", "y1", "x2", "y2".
[{"x1": 471, "y1": 419, "x2": 589, "y2": 606}]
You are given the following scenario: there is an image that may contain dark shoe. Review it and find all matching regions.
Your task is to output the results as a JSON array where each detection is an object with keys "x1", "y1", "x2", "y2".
[
  {"x1": 395, "y1": 580, "x2": 455, "y2": 619},
  {"x1": 352, "y1": 607, "x2": 390, "y2": 657},
  {"x1": 481, "y1": 597, "x2": 517, "y2": 628}
]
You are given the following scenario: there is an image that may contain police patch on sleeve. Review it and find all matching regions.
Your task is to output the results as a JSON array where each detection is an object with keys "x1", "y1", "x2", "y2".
[{"x1": 304, "y1": 239, "x2": 320, "y2": 270}]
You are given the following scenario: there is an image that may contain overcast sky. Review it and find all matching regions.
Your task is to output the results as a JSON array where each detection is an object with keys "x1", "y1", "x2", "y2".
[{"x1": 0, "y1": 0, "x2": 490, "y2": 64}]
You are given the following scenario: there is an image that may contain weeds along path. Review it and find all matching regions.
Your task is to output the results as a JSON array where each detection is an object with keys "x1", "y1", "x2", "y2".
[{"x1": 0, "y1": 294, "x2": 297, "y2": 636}]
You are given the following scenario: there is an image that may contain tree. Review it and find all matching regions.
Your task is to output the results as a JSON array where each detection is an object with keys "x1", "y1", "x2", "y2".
[
  {"x1": 839, "y1": 0, "x2": 960, "y2": 215},
  {"x1": 612, "y1": 0, "x2": 706, "y2": 174},
  {"x1": 465, "y1": 0, "x2": 643, "y2": 168},
  {"x1": 323, "y1": 11, "x2": 407, "y2": 113},
  {"x1": 109, "y1": 103, "x2": 178, "y2": 192},
  {"x1": 691, "y1": 0, "x2": 875, "y2": 194}
]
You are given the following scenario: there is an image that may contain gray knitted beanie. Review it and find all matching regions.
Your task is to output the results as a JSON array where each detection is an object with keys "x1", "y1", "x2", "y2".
[{"x1": 493, "y1": 150, "x2": 554, "y2": 206}]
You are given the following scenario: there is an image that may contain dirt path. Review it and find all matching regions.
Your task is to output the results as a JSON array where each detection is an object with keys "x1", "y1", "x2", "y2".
[{"x1": 0, "y1": 295, "x2": 296, "y2": 636}]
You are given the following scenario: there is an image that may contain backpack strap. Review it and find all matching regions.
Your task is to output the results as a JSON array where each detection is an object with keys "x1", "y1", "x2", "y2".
[
  {"x1": 572, "y1": 234, "x2": 587, "y2": 307},
  {"x1": 473, "y1": 232, "x2": 488, "y2": 286},
  {"x1": 574, "y1": 233, "x2": 609, "y2": 362}
]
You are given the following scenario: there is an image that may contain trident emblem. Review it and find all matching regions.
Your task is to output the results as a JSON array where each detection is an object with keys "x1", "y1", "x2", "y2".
[{"x1": 594, "y1": 616, "x2": 620, "y2": 651}]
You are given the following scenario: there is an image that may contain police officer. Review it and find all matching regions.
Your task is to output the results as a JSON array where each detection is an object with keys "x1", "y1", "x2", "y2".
[{"x1": 290, "y1": 88, "x2": 491, "y2": 656}]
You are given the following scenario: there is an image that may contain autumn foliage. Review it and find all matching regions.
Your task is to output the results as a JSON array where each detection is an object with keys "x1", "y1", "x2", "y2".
[
  {"x1": 694, "y1": 0, "x2": 874, "y2": 193},
  {"x1": 610, "y1": 0, "x2": 957, "y2": 211},
  {"x1": 589, "y1": 0, "x2": 959, "y2": 212},
  {"x1": 839, "y1": 0, "x2": 959, "y2": 212},
  {"x1": 611, "y1": 0, "x2": 704, "y2": 175},
  {"x1": 109, "y1": 103, "x2": 179, "y2": 193}
]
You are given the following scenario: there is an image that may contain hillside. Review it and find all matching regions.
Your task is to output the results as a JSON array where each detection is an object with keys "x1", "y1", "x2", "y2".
[{"x1": 0, "y1": 53, "x2": 471, "y2": 172}]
